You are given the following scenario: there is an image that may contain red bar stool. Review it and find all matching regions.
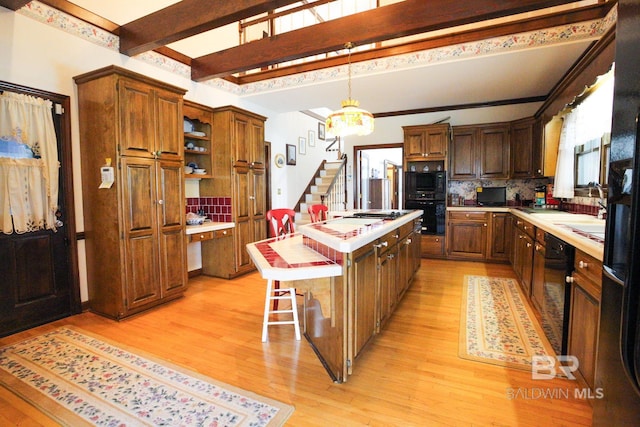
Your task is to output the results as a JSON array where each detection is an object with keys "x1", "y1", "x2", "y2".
[{"x1": 308, "y1": 204, "x2": 329, "y2": 223}]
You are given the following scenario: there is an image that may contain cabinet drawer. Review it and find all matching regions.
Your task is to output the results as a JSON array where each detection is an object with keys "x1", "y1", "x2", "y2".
[
  {"x1": 214, "y1": 228, "x2": 233, "y2": 238},
  {"x1": 514, "y1": 217, "x2": 535, "y2": 238},
  {"x1": 449, "y1": 211, "x2": 488, "y2": 221},
  {"x1": 574, "y1": 250, "x2": 603, "y2": 289},
  {"x1": 189, "y1": 231, "x2": 214, "y2": 243},
  {"x1": 421, "y1": 235, "x2": 444, "y2": 256}
]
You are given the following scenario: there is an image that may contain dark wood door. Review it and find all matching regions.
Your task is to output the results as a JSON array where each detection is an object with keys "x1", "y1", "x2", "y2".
[{"x1": 0, "y1": 82, "x2": 80, "y2": 337}]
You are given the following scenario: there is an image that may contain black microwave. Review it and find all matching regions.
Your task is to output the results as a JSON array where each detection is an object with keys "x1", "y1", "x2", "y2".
[{"x1": 405, "y1": 171, "x2": 446, "y2": 199}]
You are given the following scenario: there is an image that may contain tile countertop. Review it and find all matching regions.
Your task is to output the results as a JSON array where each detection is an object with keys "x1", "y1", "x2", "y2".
[
  {"x1": 299, "y1": 210, "x2": 423, "y2": 253},
  {"x1": 246, "y1": 233, "x2": 343, "y2": 281},
  {"x1": 185, "y1": 221, "x2": 235, "y2": 235},
  {"x1": 447, "y1": 206, "x2": 604, "y2": 261}
]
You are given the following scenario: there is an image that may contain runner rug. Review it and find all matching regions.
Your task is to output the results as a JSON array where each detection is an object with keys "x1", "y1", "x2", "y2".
[
  {"x1": 0, "y1": 327, "x2": 293, "y2": 426},
  {"x1": 460, "y1": 275, "x2": 558, "y2": 372}
]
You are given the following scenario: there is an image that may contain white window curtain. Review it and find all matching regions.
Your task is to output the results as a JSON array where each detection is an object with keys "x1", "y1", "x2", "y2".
[
  {"x1": 554, "y1": 109, "x2": 578, "y2": 198},
  {"x1": 553, "y1": 72, "x2": 614, "y2": 199},
  {"x1": 0, "y1": 92, "x2": 59, "y2": 234}
]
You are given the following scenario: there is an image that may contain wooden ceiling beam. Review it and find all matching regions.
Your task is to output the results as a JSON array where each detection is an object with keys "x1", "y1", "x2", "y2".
[
  {"x1": 119, "y1": 0, "x2": 304, "y2": 56},
  {"x1": 191, "y1": 0, "x2": 579, "y2": 81},
  {"x1": 0, "y1": 0, "x2": 30, "y2": 10},
  {"x1": 235, "y1": 2, "x2": 613, "y2": 85}
]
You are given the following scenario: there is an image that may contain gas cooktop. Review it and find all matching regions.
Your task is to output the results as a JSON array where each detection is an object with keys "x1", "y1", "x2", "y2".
[{"x1": 351, "y1": 210, "x2": 410, "y2": 220}]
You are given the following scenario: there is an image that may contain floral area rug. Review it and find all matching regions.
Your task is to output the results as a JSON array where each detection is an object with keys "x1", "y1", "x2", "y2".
[
  {"x1": 460, "y1": 276, "x2": 558, "y2": 372},
  {"x1": 0, "y1": 327, "x2": 293, "y2": 426}
]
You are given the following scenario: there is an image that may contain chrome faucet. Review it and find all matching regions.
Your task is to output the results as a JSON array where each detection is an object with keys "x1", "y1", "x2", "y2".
[{"x1": 588, "y1": 182, "x2": 607, "y2": 219}]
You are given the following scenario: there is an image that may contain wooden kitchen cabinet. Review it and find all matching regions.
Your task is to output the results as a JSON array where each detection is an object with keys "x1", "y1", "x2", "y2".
[
  {"x1": 403, "y1": 123, "x2": 450, "y2": 162},
  {"x1": 446, "y1": 211, "x2": 487, "y2": 260},
  {"x1": 74, "y1": 65, "x2": 187, "y2": 319},
  {"x1": 510, "y1": 117, "x2": 538, "y2": 179},
  {"x1": 449, "y1": 126, "x2": 478, "y2": 180},
  {"x1": 450, "y1": 123, "x2": 510, "y2": 180},
  {"x1": 351, "y1": 242, "x2": 377, "y2": 359},
  {"x1": 530, "y1": 228, "x2": 546, "y2": 314},
  {"x1": 512, "y1": 216, "x2": 535, "y2": 297},
  {"x1": 487, "y1": 212, "x2": 510, "y2": 261},
  {"x1": 478, "y1": 124, "x2": 510, "y2": 179},
  {"x1": 201, "y1": 106, "x2": 267, "y2": 278},
  {"x1": 568, "y1": 250, "x2": 602, "y2": 391},
  {"x1": 421, "y1": 235, "x2": 445, "y2": 258},
  {"x1": 377, "y1": 230, "x2": 399, "y2": 330}
]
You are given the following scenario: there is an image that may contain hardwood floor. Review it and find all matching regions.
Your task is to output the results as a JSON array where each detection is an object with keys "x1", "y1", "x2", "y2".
[{"x1": 0, "y1": 259, "x2": 593, "y2": 426}]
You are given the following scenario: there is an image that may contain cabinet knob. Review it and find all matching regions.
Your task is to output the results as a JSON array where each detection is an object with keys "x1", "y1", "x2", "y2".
[
  {"x1": 483, "y1": 223, "x2": 487, "y2": 227},
  {"x1": 465, "y1": 213, "x2": 470, "y2": 218},
  {"x1": 566, "y1": 276, "x2": 574, "y2": 283},
  {"x1": 526, "y1": 242, "x2": 532, "y2": 248},
  {"x1": 249, "y1": 195, "x2": 255, "y2": 200},
  {"x1": 405, "y1": 239, "x2": 412, "y2": 245},
  {"x1": 199, "y1": 234, "x2": 205, "y2": 240},
  {"x1": 381, "y1": 241, "x2": 388, "y2": 247},
  {"x1": 579, "y1": 260, "x2": 589, "y2": 269},
  {"x1": 222, "y1": 230, "x2": 227, "y2": 235},
  {"x1": 158, "y1": 199, "x2": 164, "y2": 205}
]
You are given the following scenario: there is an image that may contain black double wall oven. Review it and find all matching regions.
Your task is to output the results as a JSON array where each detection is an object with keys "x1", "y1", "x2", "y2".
[{"x1": 405, "y1": 171, "x2": 446, "y2": 235}]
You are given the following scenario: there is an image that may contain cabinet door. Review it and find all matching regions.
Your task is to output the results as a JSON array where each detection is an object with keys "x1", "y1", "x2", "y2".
[
  {"x1": 510, "y1": 118, "x2": 535, "y2": 178},
  {"x1": 520, "y1": 234, "x2": 534, "y2": 297},
  {"x1": 450, "y1": 126, "x2": 477, "y2": 180},
  {"x1": 352, "y1": 244, "x2": 377, "y2": 358},
  {"x1": 249, "y1": 118, "x2": 265, "y2": 168},
  {"x1": 487, "y1": 213, "x2": 509, "y2": 261},
  {"x1": 233, "y1": 165, "x2": 252, "y2": 273},
  {"x1": 233, "y1": 113, "x2": 251, "y2": 165},
  {"x1": 569, "y1": 278, "x2": 599, "y2": 389},
  {"x1": 119, "y1": 78, "x2": 156, "y2": 158},
  {"x1": 155, "y1": 88, "x2": 183, "y2": 161},
  {"x1": 157, "y1": 160, "x2": 186, "y2": 295},
  {"x1": 531, "y1": 242, "x2": 546, "y2": 314},
  {"x1": 404, "y1": 129, "x2": 426, "y2": 159},
  {"x1": 377, "y1": 244, "x2": 397, "y2": 329},
  {"x1": 251, "y1": 168, "x2": 267, "y2": 243},
  {"x1": 424, "y1": 125, "x2": 448, "y2": 157},
  {"x1": 479, "y1": 125, "x2": 510, "y2": 179},
  {"x1": 447, "y1": 221, "x2": 487, "y2": 259},
  {"x1": 121, "y1": 157, "x2": 161, "y2": 310}
]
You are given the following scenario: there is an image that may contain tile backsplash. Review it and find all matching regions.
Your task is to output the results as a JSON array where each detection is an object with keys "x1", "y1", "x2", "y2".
[{"x1": 186, "y1": 197, "x2": 232, "y2": 222}]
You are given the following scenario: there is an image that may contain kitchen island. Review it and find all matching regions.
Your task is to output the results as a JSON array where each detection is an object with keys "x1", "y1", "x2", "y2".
[{"x1": 247, "y1": 210, "x2": 423, "y2": 382}]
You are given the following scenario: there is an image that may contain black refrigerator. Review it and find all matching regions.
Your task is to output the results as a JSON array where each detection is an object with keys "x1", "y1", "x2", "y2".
[{"x1": 593, "y1": 1, "x2": 640, "y2": 425}]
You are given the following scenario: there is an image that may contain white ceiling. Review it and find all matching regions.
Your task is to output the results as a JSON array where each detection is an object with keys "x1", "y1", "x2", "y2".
[{"x1": 65, "y1": 1, "x2": 605, "y2": 119}]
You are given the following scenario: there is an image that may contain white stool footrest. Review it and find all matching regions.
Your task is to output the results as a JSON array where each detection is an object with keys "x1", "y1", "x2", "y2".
[{"x1": 262, "y1": 279, "x2": 301, "y2": 342}]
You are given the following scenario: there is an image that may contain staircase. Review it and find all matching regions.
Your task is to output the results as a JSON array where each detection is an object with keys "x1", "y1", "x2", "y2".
[{"x1": 295, "y1": 161, "x2": 343, "y2": 225}]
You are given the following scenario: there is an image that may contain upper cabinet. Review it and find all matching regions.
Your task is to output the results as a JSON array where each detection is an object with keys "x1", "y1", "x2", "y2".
[
  {"x1": 450, "y1": 123, "x2": 510, "y2": 180},
  {"x1": 403, "y1": 124, "x2": 450, "y2": 163},
  {"x1": 118, "y1": 77, "x2": 183, "y2": 161}
]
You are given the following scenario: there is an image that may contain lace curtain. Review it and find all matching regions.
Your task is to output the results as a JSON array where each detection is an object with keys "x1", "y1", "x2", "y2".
[
  {"x1": 0, "y1": 92, "x2": 59, "y2": 234},
  {"x1": 553, "y1": 73, "x2": 614, "y2": 199}
]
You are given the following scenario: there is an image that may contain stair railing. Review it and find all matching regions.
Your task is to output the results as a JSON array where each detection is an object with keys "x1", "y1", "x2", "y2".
[{"x1": 321, "y1": 154, "x2": 347, "y2": 212}]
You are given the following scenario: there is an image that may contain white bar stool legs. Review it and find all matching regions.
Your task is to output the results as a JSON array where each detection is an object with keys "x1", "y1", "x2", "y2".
[{"x1": 262, "y1": 278, "x2": 301, "y2": 342}]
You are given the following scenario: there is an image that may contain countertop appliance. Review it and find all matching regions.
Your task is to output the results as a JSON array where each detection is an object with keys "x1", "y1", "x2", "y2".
[
  {"x1": 541, "y1": 233, "x2": 574, "y2": 355},
  {"x1": 593, "y1": 3, "x2": 640, "y2": 424},
  {"x1": 476, "y1": 186, "x2": 506, "y2": 207}
]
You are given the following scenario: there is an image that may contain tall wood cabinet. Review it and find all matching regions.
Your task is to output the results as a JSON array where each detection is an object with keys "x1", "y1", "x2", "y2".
[
  {"x1": 201, "y1": 106, "x2": 267, "y2": 278},
  {"x1": 74, "y1": 65, "x2": 187, "y2": 319}
]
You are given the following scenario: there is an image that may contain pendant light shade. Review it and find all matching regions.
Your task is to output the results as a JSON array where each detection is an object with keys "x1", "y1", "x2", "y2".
[{"x1": 326, "y1": 43, "x2": 374, "y2": 137}]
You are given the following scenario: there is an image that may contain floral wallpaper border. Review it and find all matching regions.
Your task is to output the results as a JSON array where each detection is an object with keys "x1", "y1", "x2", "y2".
[{"x1": 17, "y1": 1, "x2": 617, "y2": 97}]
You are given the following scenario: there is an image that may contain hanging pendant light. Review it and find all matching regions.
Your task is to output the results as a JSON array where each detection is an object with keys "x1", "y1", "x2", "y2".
[{"x1": 326, "y1": 42, "x2": 374, "y2": 137}]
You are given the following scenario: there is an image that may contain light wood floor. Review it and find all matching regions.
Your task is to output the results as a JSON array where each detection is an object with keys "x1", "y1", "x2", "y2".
[{"x1": 0, "y1": 259, "x2": 593, "y2": 426}]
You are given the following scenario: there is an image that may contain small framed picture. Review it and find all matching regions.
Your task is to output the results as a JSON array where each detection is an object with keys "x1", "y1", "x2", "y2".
[
  {"x1": 308, "y1": 130, "x2": 316, "y2": 147},
  {"x1": 299, "y1": 137, "x2": 307, "y2": 155},
  {"x1": 318, "y1": 122, "x2": 325, "y2": 140},
  {"x1": 286, "y1": 144, "x2": 296, "y2": 165}
]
